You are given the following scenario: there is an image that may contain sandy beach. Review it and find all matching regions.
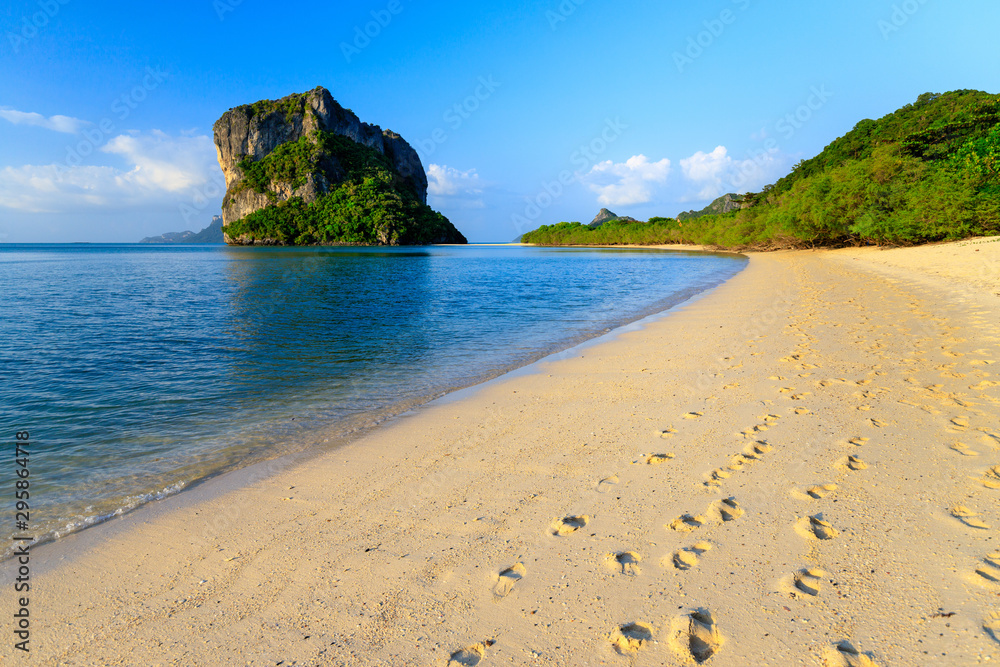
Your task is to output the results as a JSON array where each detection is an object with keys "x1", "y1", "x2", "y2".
[{"x1": 6, "y1": 239, "x2": 1000, "y2": 666}]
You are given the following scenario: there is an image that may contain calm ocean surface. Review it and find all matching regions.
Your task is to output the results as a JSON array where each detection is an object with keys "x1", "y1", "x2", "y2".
[{"x1": 0, "y1": 244, "x2": 745, "y2": 556}]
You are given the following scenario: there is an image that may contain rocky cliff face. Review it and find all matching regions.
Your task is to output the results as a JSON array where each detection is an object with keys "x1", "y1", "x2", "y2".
[{"x1": 213, "y1": 87, "x2": 434, "y2": 243}]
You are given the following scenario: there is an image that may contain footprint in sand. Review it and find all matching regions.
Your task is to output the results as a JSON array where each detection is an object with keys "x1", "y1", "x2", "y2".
[
  {"x1": 447, "y1": 641, "x2": 493, "y2": 666},
  {"x1": 848, "y1": 437, "x2": 869, "y2": 446},
  {"x1": 950, "y1": 442, "x2": 980, "y2": 457},
  {"x1": 805, "y1": 483, "x2": 838, "y2": 500},
  {"x1": 597, "y1": 475, "x2": 620, "y2": 493},
  {"x1": 950, "y1": 506, "x2": 990, "y2": 529},
  {"x1": 492, "y1": 563, "x2": 526, "y2": 600},
  {"x1": 605, "y1": 551, "x2": 642, "y2": 576},
  {"x1": 971, "y1": 380, "x2": 1000, "y2": 390},
  {"x1": 980, "y1": 429, "x2": 1000, "y2": 449},
  {"x1": 837, "y1": 455, "x2": 868, "y2": 472},
  {"x1": 726, "y1": 455, "x2": 748, "y2": 472},
  {"x1": 981, "y1": 466, "x2": 1000, "y2": 489},
  {"x1": 822, "y1": 641, "x2": 881, "y2": 667},
  {"x1": 740, "y1": 424, "x2": 769, "y2": 438},
  {"x1": 707, "y1": 497, "x2": 744, "y2": 523},
  {"x1": 668, "y1": 542, "x2": 713, "y2": 571},
  {"x1": 794, "y1": 407, "x2": 812, "y2": 415},
  {"x1": 796, "y1": 514, "x2": 839, "y2": 540},
  {"x1": 985, "y1": 611, "x2": 1000, "y2": 644},
  {"x1": 669, "y1": 610, "x2": 724, "y2": 664},
  {"x1": 550, "y1": 515, "x2": 589, "y2": 536},
  {"x1": 743, "y1": 441, "x2": 773, "y2": 459},
  {"x1": 950, "y1": 417, "x2": 970, "y2": 431},
  {"x1": 703, "y1": 469, "x2": 732, "y2": 489},
  {"x1": 780, "y1": 568, "x2": 826, "y2": 599},
  {"x1": 971, "y1": 553, "x2": 1000, "y2": 589},
  {"x1": 610, "y1": 622, "x2": 654, "y2": 656},
  {"x1": 869, "y1": 418, "x2": 888, "y2": 428},
  {"x1": 684, "y1": 412, "x2": 704, "y2": 420},
  {"x1": 646, "y1": 453, "x2": 675, "y2": 465},
  {"x1": 668, "y1": 513, "x2": 706, "y2": 533},
  {"x1": 660, "y1": 427, "x2": 678, "y2": 438}
]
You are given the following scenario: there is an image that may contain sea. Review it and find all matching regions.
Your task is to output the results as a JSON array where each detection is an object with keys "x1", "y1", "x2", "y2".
[{"x1": 0, "y1": 244, "x2": 746, "y2": 558}]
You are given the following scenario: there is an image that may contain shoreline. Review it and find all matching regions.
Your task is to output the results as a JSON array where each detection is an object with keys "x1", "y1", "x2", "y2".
[
  {"x1": 6, "y1": 239, "x2": 1000, "y2": 665},
  {"x1": 7, "y1": 246, "x2": 747, "y2": 570},
  {"x1": 516, "y1": 241, "x2": 742, "y2": 254}
]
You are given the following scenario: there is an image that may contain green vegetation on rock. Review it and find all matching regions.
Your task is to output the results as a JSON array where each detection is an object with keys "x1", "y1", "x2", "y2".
[
  {"x1": 223, "y1": 130, "x2": 465, "y2": 245},
  {"x1": 245, "y1": 92, "x2": 311, "y2": 124},
  {"x1": 224, "y1": 177, "x2": 458, "y2": 245},
  {"x1": 523, "y1": 90, "x2": 1000, "y2": 249}
]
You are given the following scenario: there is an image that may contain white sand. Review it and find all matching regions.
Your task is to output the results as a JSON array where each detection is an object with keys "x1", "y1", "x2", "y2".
[{"x1": 4, "y1": 239, "x2": 1000, "y2": 666}]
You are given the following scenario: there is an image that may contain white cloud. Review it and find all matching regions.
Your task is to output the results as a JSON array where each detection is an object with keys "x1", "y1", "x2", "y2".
[
  {"x1": 103, "y1": 130, "x2": 217, "y2": 193},
  {"x1": 427, "y1": 164, "x2": 485, "y2": 209},
  {"x1": 680, "y1": 145, "x2": 785, "y2": 201},
  {"x1": 680, "y1": 146, "x2": 734, "y2": 200},
  {"x1": 573, "y1": 147, "x2": 790, "y2": 211},
  {"x1": 0, "y1": 108, "x2": 89, "y2": 134},
  {"x1": 0, "y1": 130, "x2": 219, "y2": 213},
  {"x1": 580, "y1": 154, "x2": 671, "y2": 207}
]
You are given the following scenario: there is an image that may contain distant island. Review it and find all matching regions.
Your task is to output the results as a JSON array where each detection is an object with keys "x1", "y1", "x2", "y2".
[
  {"x1": 213, "y1": 87, "x2": 466, "y2": 246},
  {"x1": 522, "y1": 90, "x2": 1000, "y2": 248},
  {"x1": 140, "y1": 216, "x2": 224, "y2": 244}
]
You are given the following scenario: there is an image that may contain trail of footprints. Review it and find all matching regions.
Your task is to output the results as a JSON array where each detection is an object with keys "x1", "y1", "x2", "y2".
[
  {"x1": 462, "y1": 399, "x2": 903, "y2": 663},
  {"x1": 703, "y1": 440, "x2": 773, "y2": 489}
]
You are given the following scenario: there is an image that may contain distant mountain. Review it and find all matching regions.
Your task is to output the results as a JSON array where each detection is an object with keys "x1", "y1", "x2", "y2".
[
  {"x1": 676, "y1": 194, "x2": 745, "y2": 221},
  {"x1": 140, "y1": 216, "x2": 225, "y2": 244},
  {"x1": 588, "y1": 208, "x2": 641, "y2": 228},
  {"x1": 588, "y1": 208, "x2": 618, "y2": 228}
]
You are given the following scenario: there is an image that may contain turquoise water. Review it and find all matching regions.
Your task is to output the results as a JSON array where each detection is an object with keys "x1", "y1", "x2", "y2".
[{"x1": 0, "y1": 244, "x2": 745, "y2": 556}]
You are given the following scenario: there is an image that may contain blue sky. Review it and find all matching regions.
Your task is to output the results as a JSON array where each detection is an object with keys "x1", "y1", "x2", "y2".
[{"x1": 1, "y1": 0, "x2": 998, "y2": 242}]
